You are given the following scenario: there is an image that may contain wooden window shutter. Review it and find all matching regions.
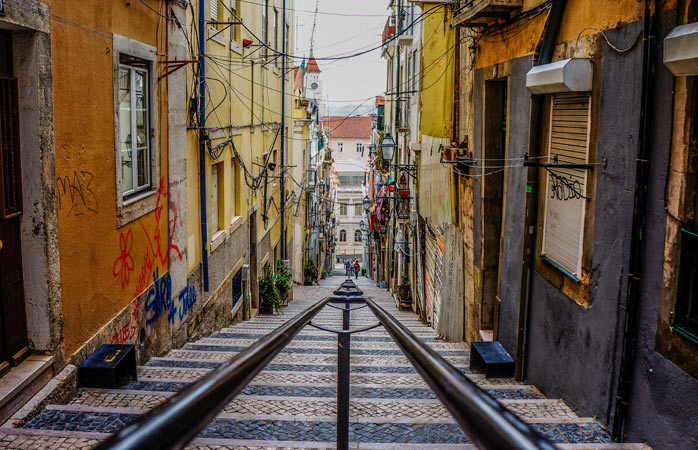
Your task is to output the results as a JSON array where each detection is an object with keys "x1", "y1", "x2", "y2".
[{"x1": 541, "y1": 92, "x2": 591, "y2": 278}]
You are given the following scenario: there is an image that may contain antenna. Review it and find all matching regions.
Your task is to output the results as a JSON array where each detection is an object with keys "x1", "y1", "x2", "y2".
[{"x1": 310, "y1": 0, "x2": 319, "y2": 56}]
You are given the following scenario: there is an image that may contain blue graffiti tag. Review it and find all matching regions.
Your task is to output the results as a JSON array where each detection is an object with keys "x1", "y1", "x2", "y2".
[
  {"x1": 145, "y1": 268, "x2": 173, "y2": 326},
  {"x1": 144, "y1": 269, "x2": 198, "y2": 327},
  {"x1": 176, "y1": 283, "x2": 197, "y2": 324}
]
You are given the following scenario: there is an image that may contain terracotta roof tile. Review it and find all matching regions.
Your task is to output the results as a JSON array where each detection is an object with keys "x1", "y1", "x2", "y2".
[
  {"x1": 306, "y1": 56, "x2": 321, "y2": 73},
  {"x1": 321, "y1": 116, "x2": 372, "y2": 139}
]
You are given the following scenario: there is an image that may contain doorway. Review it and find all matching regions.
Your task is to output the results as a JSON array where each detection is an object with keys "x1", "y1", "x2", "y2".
[
  {"x1": 0, "y1": 32, "x2": 28, "y2": 376},
  {"x1": 481, "y1": 79, "x2": 507, "y2": 336},
  {"x1": 249, "y1": 208, "x2": 258, "y2": 312}
]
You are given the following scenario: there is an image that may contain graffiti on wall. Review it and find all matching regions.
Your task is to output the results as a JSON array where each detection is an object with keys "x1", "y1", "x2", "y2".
[
  {"x1": 111, "y1": 297, "x2": 142, "y2": 345},
  {"x1": 144, "y1": 269, "x2": 198, "y2": 327},
  {"x1": 113, "y1": 229, "x2": 135, "y2": 289},
  {"x1": 55, "y1": 170, "x2": 99, "y2": 217}
]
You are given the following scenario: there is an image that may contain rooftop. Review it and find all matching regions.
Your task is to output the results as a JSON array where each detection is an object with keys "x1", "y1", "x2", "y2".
[{"x1": 322, "y1": 116, "x2": 373, "y2": 139}]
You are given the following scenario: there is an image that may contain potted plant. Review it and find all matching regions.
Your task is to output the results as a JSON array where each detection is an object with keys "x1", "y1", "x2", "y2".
[
  {"x1": 275, "y1": 259, "x2": 291, "y2": 306},
  {"x1": 259, "y1": 267, "x2": 281, "y2": 314},
  {"x1": 304, "y1": 257, "x2": 316, "y2": 285},
  {"x1": 397, "y1": 274, "x2": 411, "y2": 309},
  {"x1": 321, "y1": 270, "x2": 328, "y2": 279}
]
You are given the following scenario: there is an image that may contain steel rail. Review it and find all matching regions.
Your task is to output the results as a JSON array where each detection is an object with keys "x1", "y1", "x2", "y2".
[
  {"x1": 95, "y1": 297, "x2": 331, "y2": 450},
  {"x1": 364, "y1": 296, "x2": 556, "y2": 450}
]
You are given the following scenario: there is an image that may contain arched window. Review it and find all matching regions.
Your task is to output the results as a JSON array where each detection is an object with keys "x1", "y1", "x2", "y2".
[
  {"x1": 354, "y1": 230, "x2": 362, "y2": 242},
  {"x1": 339, "y1": 230, "x2": 346, "y2": 242}
]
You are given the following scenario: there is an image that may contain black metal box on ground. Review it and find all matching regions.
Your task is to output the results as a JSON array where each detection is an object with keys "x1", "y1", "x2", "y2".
[
  {"x1": 78, "y1": 344, "x2": 137, "y2": 388},
  {"x1": 469, "y1": 341, "x2": 515, "y2": 378}
]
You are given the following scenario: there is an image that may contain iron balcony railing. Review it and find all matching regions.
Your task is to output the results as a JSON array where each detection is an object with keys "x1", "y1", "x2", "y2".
[{"x1": 96, "y1": 280, "x2": 555, "y2": 450}]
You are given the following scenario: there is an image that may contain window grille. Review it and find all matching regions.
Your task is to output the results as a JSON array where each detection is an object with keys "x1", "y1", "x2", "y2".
[
  {"x1": 541, "y1": 92, "x2": 591, "y2": 278},
  {"x1": 232, "y1": 268, "x2": 242, "y2": 307},
  {"x1": 675, "y1": 229, "x2": 698, "y2": 344},
  {"x1": 0, "y1": 76, "x2": 21, "y2": 219}
]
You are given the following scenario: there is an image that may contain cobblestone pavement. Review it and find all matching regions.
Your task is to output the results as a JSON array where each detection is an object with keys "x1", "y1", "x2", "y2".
[{"x1": 1, "y1": 275, "x2": 622, "y2": 449}]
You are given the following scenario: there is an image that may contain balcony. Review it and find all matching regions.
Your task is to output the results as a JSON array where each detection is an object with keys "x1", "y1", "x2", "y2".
[
  {"x1": 382, "y1": 16, "x2": 396, "y2": 48},
  {"x1": 454, "y1": 0, "x2": 523, "y2": 27}
]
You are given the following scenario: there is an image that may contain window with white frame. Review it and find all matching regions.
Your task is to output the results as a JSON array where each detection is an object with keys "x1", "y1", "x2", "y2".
[
  {"x1": 354, "y1": 230, "x2": 362, "y2": 242},
  {"x1": 231, "y1": 0, "x2": 240, "y2": 42},
  {"x1": 340, "y1": 203, "x2": 347, "y2": 216},
  {"x1": 337, "y1": 142, "x2": 343, "y2": 152},
  {"x1": 356, "y1": 143, "x2": 362, "y2": 153},
  {"x1": 119, "y1": 56, "x2": 151, "y2": 196},
  {"x1": 354, "y1": 204, "x2": 362, "y2": 216},
  {"x1": 541, "y1": 92, "x2": 592, "y2": 279},
  {"x1": 211, "y1": 163, "x2": 223, "y2": 235},
  {"x1": 274, "y1": 8, "x2": 279, "y2": 67},
  {"x1": 339, "y1": 230, "x2": 346, "y2": 242},
  {"x1": 262, "y1": 0, "x2": 268, "y2": 60}
]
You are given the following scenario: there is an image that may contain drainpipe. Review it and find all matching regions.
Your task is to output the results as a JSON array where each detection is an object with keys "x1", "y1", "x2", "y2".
[
  {"x1": 613, "y1": 0, "x2": 656, "y2": 440},
  {"x1": 198, "y1": 0, "x2": 210, "y2": 291},
  {"x1": 280, "y1": 0, "x2": 287, "y2": 260},
  {"x1": 517, "y1": 0, "x2": 567, "y2": 380}
]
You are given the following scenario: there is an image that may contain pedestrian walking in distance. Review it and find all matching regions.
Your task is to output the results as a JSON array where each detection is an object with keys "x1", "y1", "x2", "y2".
[{"x1": 354, "y1": 261, "x2": 360, "y2": 279}]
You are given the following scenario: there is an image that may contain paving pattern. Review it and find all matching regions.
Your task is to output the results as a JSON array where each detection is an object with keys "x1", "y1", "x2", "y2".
[{"x1": 0, "y1": 275, "x2": 633, "y2": 449}]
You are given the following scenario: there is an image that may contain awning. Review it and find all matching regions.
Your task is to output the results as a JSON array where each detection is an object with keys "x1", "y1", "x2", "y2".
[
  {"x1": 526, "y1": 58, "x2": 592, "y2": 95},
  {"x1": 664, "y1": 22, "x2": 698, "y2": 76}
]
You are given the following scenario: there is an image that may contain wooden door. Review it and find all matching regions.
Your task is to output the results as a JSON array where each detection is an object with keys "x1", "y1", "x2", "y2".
[{"x1": 0, "y1": 34, "x2": 28, "y2": 376}]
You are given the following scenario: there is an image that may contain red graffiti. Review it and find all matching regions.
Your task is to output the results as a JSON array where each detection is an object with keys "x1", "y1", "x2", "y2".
[
  {"x1": 134, "y1": 177, "x2": 183, "y2": 296},
  {"x1": 112, "y1": 229, "x2": 135, "y2": 288},
  {"x1": 112, "y1": 297, "x2": 142, "y2": 345}
]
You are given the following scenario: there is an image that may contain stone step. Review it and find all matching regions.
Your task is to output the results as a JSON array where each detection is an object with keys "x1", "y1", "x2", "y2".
[
  {"x1": 18, "y1": 405, "x2": 614, "y2": 445},
  {"x1": 195, "y1": 337, "x2": 468, "y2": 350},
  {"x1": 0, "y1": 427, "x2": 652, "y2": 449},
  {"x1": 181, "y1": 343, "x2": 469, "y2": 357},
  {"x1": 136, "y1": 367, "x2": 519, "y2": 386},
  {"x1": 107, "y1": 379, "x2": 541, "y2": 401},
  {"x1": 145, "y1": 356, "x2": 468, "y2": 374},
  {"x1": 160, "y1": 350, "x2": 469, "y2": 368},
  {"x1": 67, "y1": 389, "x2": 575, "y2": 422},
  {"x1": 211, "y1": 331, "x2": 444, "y2": 343}
]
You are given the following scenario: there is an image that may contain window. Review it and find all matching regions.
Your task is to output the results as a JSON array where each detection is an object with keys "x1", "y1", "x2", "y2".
[
  {"x1": 210, "y1": 0, "x2": 218, "y2": 20},
  {"x1": 211, "y1": 163, "x2": 223, "y2": 233},
  {"x1": 340, "y1": 203, "x2": 347, "y2": 216},
  {"x1": 354, "y1": 230, "x2": 362, "y2": 242},
  {"x1": 231, "y1": 0, "x2": 240, "y2": 42},
  {"x1": 354, "y1": 204, "x2": 362, "y2": 216},
  {"x1": 676, "y1": 230, "x2": 698, "y2": 343},
  {"x1": 337, "y1": 142, "x2": 343, "y2": 152},
  {"x1": 274, "y1": 8, "x2": 279, "y2": 67},
  {"x1": 541, "y1": 93, "x2": 591, "y2": 279},
  {"x1": 231, "y1": 158, "x2": 239, "y2": 220},
  {"x1": 338, "y1": 175, "x2": 363, "y2": 186},
  {"x1": 119, "y1": 56, "x2": 151, "y2": 196},
  {"x1": 356, "y1": 143, "x2": 363, "y2": 153},
  {"x1": 339, "y1": 230, "x2": 346, "y2": 242},
  {"x1": 262, "y1": 0, "x2": 268, "y2": 60}
]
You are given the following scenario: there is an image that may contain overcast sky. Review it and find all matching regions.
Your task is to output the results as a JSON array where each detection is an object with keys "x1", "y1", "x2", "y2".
[{"x1": 294, "y1": 0, "x2": 389, "y2": 104}]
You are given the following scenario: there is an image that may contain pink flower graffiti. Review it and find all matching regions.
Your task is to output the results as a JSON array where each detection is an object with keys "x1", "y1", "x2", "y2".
[{"x1": 113, "y1": 229, "x2": 135, "y2": 288}]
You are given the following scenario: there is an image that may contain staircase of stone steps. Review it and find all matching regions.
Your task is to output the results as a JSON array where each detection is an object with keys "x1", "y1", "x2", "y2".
[{"x1": 0, "y1": 278, "x2": 650, "y2": 449}]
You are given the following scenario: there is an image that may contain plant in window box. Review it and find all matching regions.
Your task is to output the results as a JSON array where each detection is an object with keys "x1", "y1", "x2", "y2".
[
  {"x1": 303, "y1": 257, "x2": 316, "y2": 285},
  {"x1": 275, "y1": 259, "x2": 292, "y2": 306},
  {"x1": 259, "y1": 267, "x2": 281, "y2": 315},
  {"x1": 397, "y1": 274, "x2": 411, "y2": 309}
]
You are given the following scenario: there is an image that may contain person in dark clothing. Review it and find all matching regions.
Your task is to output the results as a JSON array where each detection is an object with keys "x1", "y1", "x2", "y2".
[
  {"x1": 353, "y1": 261, "x2": 360, "y2": 279},
  {"x1": 345, "y1": 260, "x2": 351, "y2": 276}
]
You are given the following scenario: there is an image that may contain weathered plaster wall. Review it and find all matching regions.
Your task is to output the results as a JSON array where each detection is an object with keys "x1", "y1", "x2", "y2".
[
  {"x1": 47, "y1": 0, "x2": 171, "y2": 358},
  {"x1": 497, "y1": 56, "x2": 533, "y2": 357},
  {"x1": 623, "y1": 9, "x2": 698, "y2": 450},
  {"x1": 526, "y1": 20, "x2": 644, "y2": 424}
]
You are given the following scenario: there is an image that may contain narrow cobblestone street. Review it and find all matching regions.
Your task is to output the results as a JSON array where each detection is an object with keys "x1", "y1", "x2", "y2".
[{"x1": 0, "y1": 277, "x2": 643, "y2": 449}]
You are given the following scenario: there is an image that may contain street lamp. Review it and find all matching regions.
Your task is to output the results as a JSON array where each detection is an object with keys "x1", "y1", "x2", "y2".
[
  {"x1": 363, "y1": 195, "x2": 371, "y2": 212},
  {"x1": 379, "y1": 134, "x2": 396, "y2": 161}
]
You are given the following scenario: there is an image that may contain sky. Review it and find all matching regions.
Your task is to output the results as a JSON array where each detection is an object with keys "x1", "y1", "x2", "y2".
[{"x1": 293, "y1": 0, "x2": 389, "y2": 108}]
